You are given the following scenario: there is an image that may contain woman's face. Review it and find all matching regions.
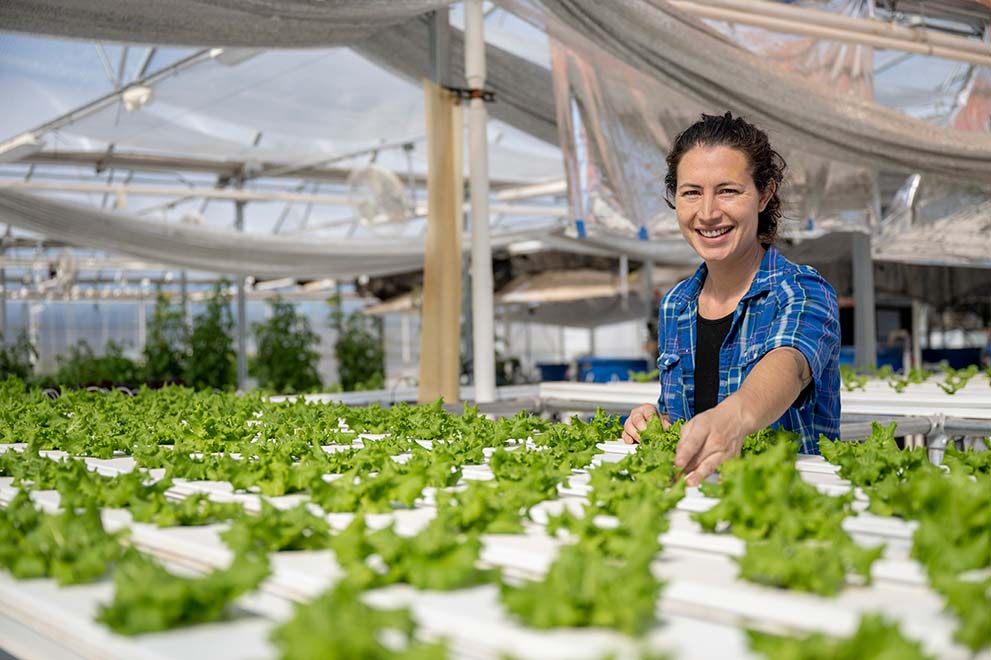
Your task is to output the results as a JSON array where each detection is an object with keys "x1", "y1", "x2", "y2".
[{"x1": 674, "y1": 145, "x2": 773, "y2": 266}]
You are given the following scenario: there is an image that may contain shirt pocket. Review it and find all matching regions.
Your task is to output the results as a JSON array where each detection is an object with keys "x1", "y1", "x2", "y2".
[
  {"x1": 656, "y1": 352, "x2": 683, "y2": 418},
  {"x1": 725, "y1": 344, "x2": 764, "y2": 398}
]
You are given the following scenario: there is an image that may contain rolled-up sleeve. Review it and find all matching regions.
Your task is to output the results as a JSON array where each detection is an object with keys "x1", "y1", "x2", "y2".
[{"x1": 761, "y1": 270, "x2": 840, "y2": 400}]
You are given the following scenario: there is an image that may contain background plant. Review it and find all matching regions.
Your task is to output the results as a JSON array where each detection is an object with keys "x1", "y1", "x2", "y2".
[
  {"x1": 185, "y1": 281, "x2": 236, "y2": 390},
  {"x1": 328, "y1": 293, "x2": 384, "y2": 391},
  {"x1": 53, "y1": 340, "x2": 142, "y2": 386},
  {"x1": 250, "y1": 297, "x2": 321, "y2": 394},
  {"x1": 143, "y1": 293, "x2": 188, "y2": 383},
  {"x1": 0, "y1": 330, "x2": 36, "y2": 381}
]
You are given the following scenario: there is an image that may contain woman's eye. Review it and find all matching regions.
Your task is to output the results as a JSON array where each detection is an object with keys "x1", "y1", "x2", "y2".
[
  {"x1": 719, "y1": 189, "x2": 740, "y2": 195},
  {"x1": 681, "y1": 190, "x2": 700, "y2": 197}
]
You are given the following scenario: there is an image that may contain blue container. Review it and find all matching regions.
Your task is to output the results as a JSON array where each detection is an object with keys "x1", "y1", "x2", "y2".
[
  {"x1": 875, "y1": 346, "x2": 903, "y2": 372},
  {"x1": 922, "y1": 348, "x2": 983, "y2": 370},
  {"x1": 839, "y1": 345, "x2": 903, "y2": 372},
  {"x1": 576, "y1": 357, "x2": 649, "y2": 383},
  {"x1": 536, "y1": 363, "x2": 569, "y2": 381}
]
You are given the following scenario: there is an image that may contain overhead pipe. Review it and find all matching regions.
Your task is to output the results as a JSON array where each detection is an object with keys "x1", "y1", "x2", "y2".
[{"x1": 669, "y1": 0, "x2": 991, "y2": 66}]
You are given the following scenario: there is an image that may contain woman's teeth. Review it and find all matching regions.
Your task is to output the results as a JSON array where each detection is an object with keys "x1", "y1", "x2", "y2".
[{"x1": 699, "y1": 227, "x2": 731, "y2": 238}]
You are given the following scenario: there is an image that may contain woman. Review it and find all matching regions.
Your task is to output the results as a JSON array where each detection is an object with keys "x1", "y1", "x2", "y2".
[{"x1": 622, "y1": 112, "x2": 840, "y2": 486}]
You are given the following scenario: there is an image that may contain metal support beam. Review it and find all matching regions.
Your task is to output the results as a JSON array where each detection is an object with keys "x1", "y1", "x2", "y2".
[
  {"x1": 0, "y1": 225, "x2": 7, "y2": 340},
  {"x1": 851, "y1": 231, "x2": 876, "y2": 369},
  {"x1": 911, "y1": 300, "x2": 926, "y2": 368},
  {"x1": 428, "y1": 8, "x2": 451, "y2": 87},
  {"x1": 234, "y1": 196, "x2": 248, "y2": 391},
  {"x1": 465, "y1": 0, "x2": 496, "y2": 403}
]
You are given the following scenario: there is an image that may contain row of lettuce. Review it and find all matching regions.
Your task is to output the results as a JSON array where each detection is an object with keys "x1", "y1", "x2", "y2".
[
  {"x1": 0, "y1": 380, "x2": 987, "y2": 658},
  {"x1": 0, "y1": 286, "x2": 384, "y2": 394}
]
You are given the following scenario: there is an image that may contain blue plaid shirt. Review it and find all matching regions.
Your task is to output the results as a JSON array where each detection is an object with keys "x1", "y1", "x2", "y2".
[{"x1": 656, "y1": 246, "x2": 840, "y2": 454}]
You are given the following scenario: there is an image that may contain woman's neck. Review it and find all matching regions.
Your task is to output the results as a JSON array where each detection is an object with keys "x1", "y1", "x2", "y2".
[{"x1": 703, "y1": 243, "x2": 766, "y2": 304}]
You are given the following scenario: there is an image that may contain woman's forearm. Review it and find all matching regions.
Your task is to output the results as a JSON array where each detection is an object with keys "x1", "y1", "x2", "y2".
[{"x1": 720, "y1": 347, "x2": 811, "y2": 434}]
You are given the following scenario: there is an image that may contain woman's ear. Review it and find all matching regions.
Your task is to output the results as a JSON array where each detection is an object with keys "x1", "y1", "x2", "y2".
[{"x1": 758, "y1": 181, "x2": 776, "y2": 212}]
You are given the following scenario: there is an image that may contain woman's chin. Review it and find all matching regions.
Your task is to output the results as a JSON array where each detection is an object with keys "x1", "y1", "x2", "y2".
[{"x1": 693, "y1": 243, "x2": 734, "y2": 263}]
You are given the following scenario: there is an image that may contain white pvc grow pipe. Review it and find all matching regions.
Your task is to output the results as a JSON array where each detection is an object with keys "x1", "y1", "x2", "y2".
[{"x1": 466, "y1": 0, "x2": 496, "y2": 404}]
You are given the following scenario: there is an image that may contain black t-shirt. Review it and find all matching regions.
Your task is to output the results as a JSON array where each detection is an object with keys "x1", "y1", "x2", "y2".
[{"x1": 694, "y1": 311, "x2": 734, "y2": 415}]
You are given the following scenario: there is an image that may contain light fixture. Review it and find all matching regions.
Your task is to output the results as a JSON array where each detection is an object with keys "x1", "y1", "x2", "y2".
[{"x1": 122, "y1": 85, "x2": 153, "y2": 112}]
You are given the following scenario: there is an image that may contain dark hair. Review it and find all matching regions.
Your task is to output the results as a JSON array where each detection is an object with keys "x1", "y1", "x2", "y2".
[{"x1": 664, "y1": 112, "x2": 786, "y2": 247}]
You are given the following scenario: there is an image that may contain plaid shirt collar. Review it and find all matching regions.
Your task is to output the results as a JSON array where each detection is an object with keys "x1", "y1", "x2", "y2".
[{"x1": 671, "y1": 245, "x2": 782, "y2": 313}]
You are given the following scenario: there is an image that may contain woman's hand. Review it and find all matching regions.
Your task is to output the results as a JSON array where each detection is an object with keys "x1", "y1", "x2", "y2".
[
  {"x1": 674, "y1": 404, "x2": 746, "y2": 486},
  {"x1": 675, "y1": 347, "x2": 811, "y2": 486},
  {"x1": 622, "y1": 403, "x2": 668, "y2": 444}
]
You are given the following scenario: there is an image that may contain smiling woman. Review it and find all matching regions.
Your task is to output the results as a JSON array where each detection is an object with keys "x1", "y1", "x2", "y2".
[{"x1": 621, "y1": 112, "x2": 841, "y2": 486}]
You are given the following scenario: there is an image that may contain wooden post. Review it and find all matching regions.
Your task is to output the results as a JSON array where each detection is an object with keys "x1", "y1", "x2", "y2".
[{"x1": 418, "y1": 80, "x2": 463, "y2": 404}]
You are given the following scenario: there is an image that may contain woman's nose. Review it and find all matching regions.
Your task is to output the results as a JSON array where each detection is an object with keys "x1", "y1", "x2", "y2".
[{"x1": 700, "y1": 193, "x2": 720, "y2": 220}]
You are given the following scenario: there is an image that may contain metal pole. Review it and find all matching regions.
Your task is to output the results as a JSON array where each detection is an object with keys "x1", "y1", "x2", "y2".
[
  {"x1": 428, "y1": 8, "x2": 450, "y2": 85},
  {"x1": 0, "y1": 226, "x2": 6, "y2": 340},
  {"x1": 137, "y1": 299, "x2": 147, "y2": 352},
  {"x1": 0, "y1": 265, "x2": 5, "y2": 341},
  {"x1": 912, "y1": 300, "x2": 926, "y2": 368},
  {"x1": 852, "y1": 231, "x2": 876, "y2": 369},
  {"x1": 234, "y1": 197, "x2": 248, "y2": 390},
  {"x1": 180, "y1": 270, "x2": 189, "y2": 326},
  {"x1": 465, "y1": 0, "x2": 496, "y2": 403}
]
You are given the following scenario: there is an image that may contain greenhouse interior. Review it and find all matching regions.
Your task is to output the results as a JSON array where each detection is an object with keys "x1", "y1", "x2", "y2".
[{"x1": 0, "y1": 0, "x2": 989, "y2": 658}]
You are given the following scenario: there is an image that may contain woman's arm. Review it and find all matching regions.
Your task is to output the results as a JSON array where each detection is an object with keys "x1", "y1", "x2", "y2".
[{"x1": 674, "y1": 346, "x2": 810, "y2": 484}]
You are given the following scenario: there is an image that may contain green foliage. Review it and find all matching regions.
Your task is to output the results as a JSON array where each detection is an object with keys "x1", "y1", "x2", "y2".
[
  {"x1": 505, "y1": 418, "x2": 685, "y2": 636},
  {"x1": 221, "y1": 500, "x2": 331, "y2": 555},
  {"x1": 937, "y1": 364, "x2": 979, "y2": 395},
  {"x1": 331, "y1": 515, "x2": 495, "y2": 591},
  {"x1": 886, "y1": 367, "x2": 929, "y2": 393},
  {"x1": 0, "y1": 331, "x2": 36, "y2": 381},
  {"x1": 819, "y1": 422, "x2": 937, "y2": 488},
  {"x1": 433, "y1": 480, "x2": 526, "y2": 534},
  {"x1": 839, "y1": 364, "x2": 867, "y2": 391},
  {"x1": 328, "y1": 293, "x2": 384, "y2": 391},
  {"x1": 932, "y1": 574, "x2": 991, "y2": 652},
  {"x1": 0, "y1": 491, "x2": 125, "y2": 584},
  {"x1": 627, "y1": 368, "x2": 659, "y2": 383},
  {"x1": 98, "y1": 550, "x2": 270, "y2": 635},
  {"x1": 312, "y1": 448, "x2": 459, "y2": 514},
  {"x1": 54, "y1": 340, "x2": 142, "y2": 386},
  {"x1": 500, "y1": 534, "x2": 663, "y2": 636},
  {"x1": 821, "y1": 423, "x2": 991, "y2": 652},
  {"x1": 696, "y1": 442, "x2": 883, "y2": 596},
  {"x1": 128, "y1": 492, "x2": 244, "y2": 528},
  {"x1": 748, "y1": 613, "x2": 934, "y2": 660},
  {"x1": 942, "y1": 444, "x2": 991, "y2": 476},
  {"x1": 250, "y1": 298, "x2": 322, "y2": 394},
  {"x1": 143, "y1": 293, "x2": 187, "y2": 382},
  {"x1": 271, "y1": 582, "x2": 448, "y2": 660},
  {"x1": 185, "y1": 281, "x2": 236, "y2": 390}
]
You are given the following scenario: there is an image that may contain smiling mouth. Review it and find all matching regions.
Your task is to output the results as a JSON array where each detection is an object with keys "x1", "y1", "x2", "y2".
[{"x1": 697, "y1": 227, "x2": 732, "y2": 238}]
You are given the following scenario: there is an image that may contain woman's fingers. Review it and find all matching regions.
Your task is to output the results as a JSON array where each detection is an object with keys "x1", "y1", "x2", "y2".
[
  {"x1": 685, "y1": 451, "x2": 725, "y2": 487},
  {"x1": 675, "y1": 419, "x2": 705, "y2": 469},
  {"x1": 621, "y1": 404, "x2": 657, "y2": 444}
]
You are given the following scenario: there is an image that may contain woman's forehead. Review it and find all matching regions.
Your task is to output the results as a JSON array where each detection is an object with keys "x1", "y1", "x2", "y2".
[{"x1": 676, "y1": 145, "x2": 751, "y2": 184}]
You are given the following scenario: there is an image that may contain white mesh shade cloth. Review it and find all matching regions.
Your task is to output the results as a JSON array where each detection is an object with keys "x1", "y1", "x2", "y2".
[
  {"x1": 874, "y1": 200, "x2": 991, "y2": 267},
  {"x1": 0, "y1": 0, "x2": 453, "y2": 47},
  {"x1": 0, "y1": 189, "x2": 559, "y2": 278},
  {"x1": 517, "y1": 0, "x2": 991, "y2": 181}
]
